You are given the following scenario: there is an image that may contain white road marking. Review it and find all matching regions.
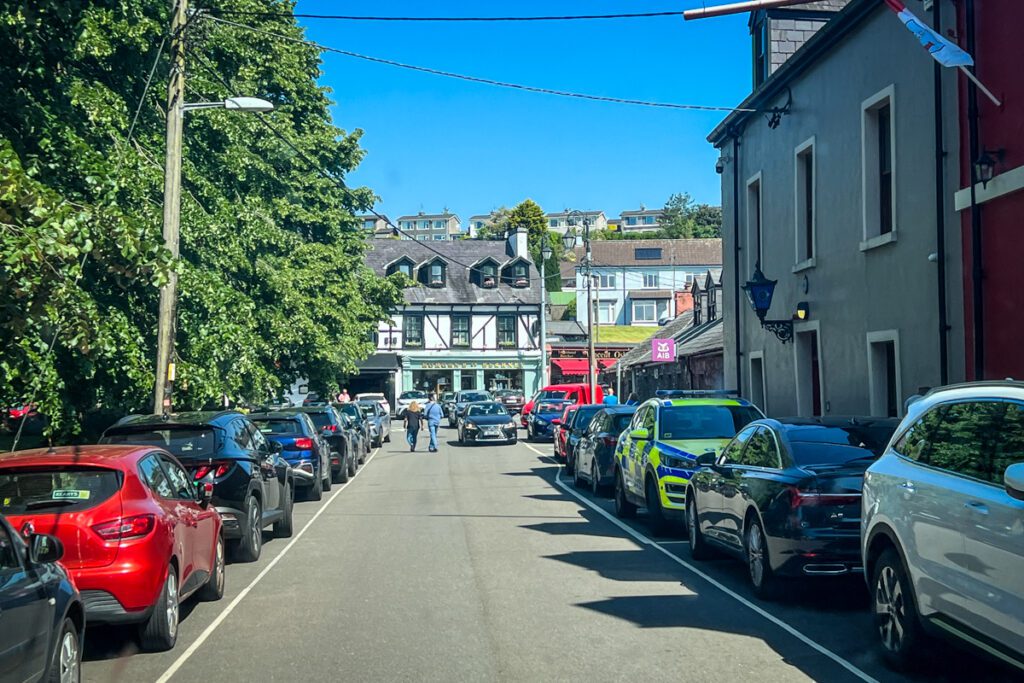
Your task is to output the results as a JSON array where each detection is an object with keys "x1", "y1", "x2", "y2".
[
  {"x1": 519, "y1": 441, "x2": 879, "y2": 683},
  {"x1": 155, "y1": 448, "x2": 380, "y2": 683}
]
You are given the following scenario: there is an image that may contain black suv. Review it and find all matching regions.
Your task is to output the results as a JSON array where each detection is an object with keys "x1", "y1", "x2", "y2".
[
  {"x1": 335, "y1": 403, "x2": 372, "y2": 458},
  {"x1": 101, "y1": 411, "x2": 296, "y2": 562},
  {"x1": 285, "y1": 406, "x2": 356, "y2": 484}
]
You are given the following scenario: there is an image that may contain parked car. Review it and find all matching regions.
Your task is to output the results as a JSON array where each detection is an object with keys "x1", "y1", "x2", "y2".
[
  {"x1": 395, "y1": 390, "x2": 430, "y2": 417},
  {"x1": 560, "y1": 404, "x2": 606, "y2": 476},
  {"x1": 0, "y1": 512, "x2": 83, "y2": 680},
  {"x1": 0, "y1": 444, "x2": 225, "y2": 651},
  {"x1": 448, "y1": 390, "x2": 493, "y2": 428},
  {"x1": 340, "y1": 413, "x2": 368, "y2": 465},
  {"x1": 301, "y1": 392, "x2": 323, "y2": 406},
  {"x1": 574, "y1": 406, "x2": 637, "y2": 495},
  {"x1": 862, "y1": 381, "x2": 1024, "y2": 671},
  {"x1": 440, "y1": 391, "x2": 456, "y2": 417},
  {"x1": 521, "y1": 383, "x2": 603, "y2": 427},
  {"x1": 457, "y1": 402, "x2": 518, "y2": 445},
  {"x1": 614, "y1": 391, "x2": 764, "y2": 533},
  {"x1": 356, "y1": 392, "x2": 391, "y2": 417},
  {"x1": 494, "y1": 388, "x2": 525, "y2": 414},
  {"x1": 336, "y1": 402, "x2": 374, "y2": 453},
  {"x1": 527, "y1": 399, "x2": 571, "y2": 441},
  {"x1": 250, "y1": 412, "x2": 331, "y2": 501},
  {"x1": 687, "y1": 417, "x2": 898, "y2": 599},
  {"x1": 554, "y1": 405, "x2": 578, "y2": 460},
  {"x1": 101, "y1": 411, "x2": 294, "y2": 563},
  {"x1": 285, "y1": 406, "x2": 356, "y2": 485},
  {"x1": 357, "y1": 400, "x2": 391, "y2": 447}
]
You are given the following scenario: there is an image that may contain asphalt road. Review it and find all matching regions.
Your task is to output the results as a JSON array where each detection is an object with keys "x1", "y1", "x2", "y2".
[{"x1": 81, "y1": 427, "x2": 1018, "y2": 683}]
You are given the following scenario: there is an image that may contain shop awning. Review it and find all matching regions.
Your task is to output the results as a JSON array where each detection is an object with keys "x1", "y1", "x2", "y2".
[
  {"x1": 552, "y1": 358, "x2": 616, "y2": 375},
  {"x1": 355, "y1": 352, "x2": 400, "y2": 371}
]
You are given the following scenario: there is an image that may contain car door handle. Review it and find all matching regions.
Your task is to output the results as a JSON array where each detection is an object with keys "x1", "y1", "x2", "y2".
[{"x1": 964, "y1": 501, "x2": 990, "y2": 515}]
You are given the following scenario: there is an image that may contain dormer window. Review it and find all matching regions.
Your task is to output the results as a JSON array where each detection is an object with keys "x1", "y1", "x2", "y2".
[
  {"x1": 513, "y1": 264, "x2": 528, "y2": 287},
  {"x1": 481, "y1": 264, "x2": 497, "y2": 288},
  {"x1": 387, "y1": 258, "x2": 415, "y2": 278},
  {"x1": 419, "y1": 258, "x2": 447, "y2": 288}
]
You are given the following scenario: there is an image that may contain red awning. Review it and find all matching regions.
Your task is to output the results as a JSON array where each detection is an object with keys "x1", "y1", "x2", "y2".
[{"x1": 552, "y1": 358, "x2": 616, "y2": 375}]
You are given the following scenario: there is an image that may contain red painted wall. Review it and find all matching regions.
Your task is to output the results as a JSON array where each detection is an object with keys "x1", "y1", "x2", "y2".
[{"x1": 958, "y1": 1, "x2": 1024, "y2": 381}]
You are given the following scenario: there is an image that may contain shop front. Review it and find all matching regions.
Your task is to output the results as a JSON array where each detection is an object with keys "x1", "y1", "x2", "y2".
[
  {"x1": 401, "y1": 353, "x2": 541, "y2": 396},
  {"x1": 548, "y1": 344, "x2": 630, "y2": 385}
]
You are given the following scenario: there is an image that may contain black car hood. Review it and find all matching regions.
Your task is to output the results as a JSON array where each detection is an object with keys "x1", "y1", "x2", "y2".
[{"x1": 465, "y1": 415, "x2": 515, "y2": 426}]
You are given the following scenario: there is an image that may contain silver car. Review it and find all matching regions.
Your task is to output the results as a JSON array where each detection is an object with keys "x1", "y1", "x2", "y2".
[{"x1": 862, "y1": 381, "x2": 1024, "y2": 672}]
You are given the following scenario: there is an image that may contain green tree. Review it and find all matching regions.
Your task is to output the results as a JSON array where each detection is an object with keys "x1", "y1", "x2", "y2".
[
  {"x1": 692, "y1": 204, "x2": 723, "y2": 238},
  {"x1": 0, "y1": 0, "x2": 401, "y2": 439},
  {"x1": 480, "y1": 199, "x2": 562, "y2": 292},
  {"x1": 660, "y1": 193, "x2": 697, "y2": 239}
]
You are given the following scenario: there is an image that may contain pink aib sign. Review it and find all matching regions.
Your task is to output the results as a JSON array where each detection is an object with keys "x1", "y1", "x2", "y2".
[{"x1": 652, "y1": 338, "x2": 676, "y2": 362}]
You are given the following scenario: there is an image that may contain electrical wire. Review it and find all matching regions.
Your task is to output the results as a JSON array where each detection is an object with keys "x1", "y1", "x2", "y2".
[
  {"x1": 201, "y1": 14, "x2": 754, "y2": 113},
  {"x1": 201, "y1": 9, "x2": 683, "y2": 22}
]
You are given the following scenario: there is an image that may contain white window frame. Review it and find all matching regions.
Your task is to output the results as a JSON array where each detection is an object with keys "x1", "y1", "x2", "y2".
[
  {"x1": 598, "y1": 272, "x2": 617, "y2": 289},
  {"x1": 597, "y1": 300, "x2": 616, "y2": 324},
  {"x1": 792, "y1": 321, "x2": 825, "y2": 417},
  {"x1": 860, "y1": 84, "x2": 897, "y2": 251},
  {"x1": 746, "y1": 171, "x2": 763, "y2": 274},
  {"x1": 793, "y1": 136, "x2": 816, "y2": 272},
  {"x1": 866, "y1": 330, "x2": 903, "y2": 417},
  {"x1": 642, "y1": 271, "x2": 659, "y2": 288},
  {"x1": 748, "y1": 350, "x2": 767, "y2": 414},
  {"x1": 632, "y1": 299, "x2": 656, "y2": 323}
]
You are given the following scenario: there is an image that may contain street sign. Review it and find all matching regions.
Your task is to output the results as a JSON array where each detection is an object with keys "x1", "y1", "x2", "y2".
[{"x1": 652, "y1": 338, "x2": 676, "y2": 362}]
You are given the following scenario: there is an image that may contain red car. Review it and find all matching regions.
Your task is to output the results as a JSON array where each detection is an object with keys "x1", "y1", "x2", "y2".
[
  {"x1": 554, "y1": 405, "x2": 578, "y2": 461},
  {"x1": 0, "y1": 444, "x2": 224, "y2": 652}
]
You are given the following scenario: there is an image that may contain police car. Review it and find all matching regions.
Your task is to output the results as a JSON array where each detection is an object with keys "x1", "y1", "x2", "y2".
[{"x1": 614, "y1": 390, "x2": 764, "y2": 532}]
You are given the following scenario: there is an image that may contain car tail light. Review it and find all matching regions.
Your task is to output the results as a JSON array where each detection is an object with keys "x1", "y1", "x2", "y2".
[
  {"x1": 787, "y1": 487, "x2": 861, "y2": 509},
  {"x1": 92, "y1": 515, "x2": 155, "y2": 541},
  {"x1": 603, "y1": 436, "x2": 618, "y2": 447},
  {"x1": 323, "y1": 424, "x2": 337, "y2": 432},
  {"x1": 194, "y1": 463, "x2": 230, "y2": 479},
  {"x1": 293, "y1": 437, "x2": 314, "y2": 450}
]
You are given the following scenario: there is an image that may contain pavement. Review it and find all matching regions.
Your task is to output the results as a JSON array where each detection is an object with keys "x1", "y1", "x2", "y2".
[{"x1": 82, "y1": 427, "x2": 1019, "y2": 683}]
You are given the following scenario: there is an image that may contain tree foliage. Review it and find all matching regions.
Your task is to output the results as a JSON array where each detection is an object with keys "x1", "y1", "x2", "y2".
[
  {"x1": 476, "y1": 199, "x2": 562, "y2": 292},
  {"x1": 594, "y1": 194, "x2": 723, "y2": 241},
  {"x1": 0, "y1": 1, "x2": 401, "y2": 439}
]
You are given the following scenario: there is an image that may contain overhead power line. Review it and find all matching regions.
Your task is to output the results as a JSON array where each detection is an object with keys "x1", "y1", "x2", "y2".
[
  {"x1": 201, "y1": 9, "x2": 683, "y2": 22},
  {"x1": 201, "y1": 14, "x2": 754, "y2": 113}
]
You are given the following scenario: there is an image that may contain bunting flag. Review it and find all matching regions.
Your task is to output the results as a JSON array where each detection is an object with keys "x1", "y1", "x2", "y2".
[{"x1": 883, "y1": 0, "x2": 974, "y2": 67}]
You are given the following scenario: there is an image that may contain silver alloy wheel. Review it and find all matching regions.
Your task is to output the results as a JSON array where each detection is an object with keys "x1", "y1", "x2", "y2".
[
  {"x1": 875, "y1": 565, "x2": 906, "y2": 652},
  {"x1": 747, "y1": 523, "x2": 765, "y2": 587},
  {"x1": 249, "y1": 500, "x2": 261, "y2": 553},
  {"x1": 214, "y1": 537, "x2": 225, "y2": 594},
  {"x1": 59, "y1": 627, "x2": 78, "y2": 683},
  {"x1": 591, "y1": 463, "x2": 599, "y2": 495},
  {"x1": 166, "y1": 571, "x2": 179, "y2": 639}
]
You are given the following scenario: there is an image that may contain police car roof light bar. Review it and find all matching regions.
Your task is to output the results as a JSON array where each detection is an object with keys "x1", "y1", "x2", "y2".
[{"x1": 655, "y1": 389, "x2": 740, "y2": 398}]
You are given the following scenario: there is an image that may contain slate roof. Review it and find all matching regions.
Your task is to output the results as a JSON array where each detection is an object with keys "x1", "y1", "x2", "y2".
[
  {"x1": 396, "y1": 212, "x2": 459, "y2": 222},
  {"x1": 613, "y1": 313, "x2": 723, "y2": 369},
  {"x1": 569, "y1": 239, "x2": 722, "y2": 268},
  {"x1": 365, "y1": 238, "x2": 541, "y2": 305},
  {"x1": 547, "y1": 321, "x2": 587, "y2": 339}
]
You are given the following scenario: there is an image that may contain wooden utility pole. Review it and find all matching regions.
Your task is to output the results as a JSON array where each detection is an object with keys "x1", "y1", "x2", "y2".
[{"x1": 154, "y1": 0, "x2": 187, "y2": 414}]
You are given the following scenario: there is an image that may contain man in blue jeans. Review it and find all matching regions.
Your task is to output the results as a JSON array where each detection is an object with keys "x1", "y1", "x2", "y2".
[{"x1": 424, "y1": 394, "x2": 444, "y2": 452}]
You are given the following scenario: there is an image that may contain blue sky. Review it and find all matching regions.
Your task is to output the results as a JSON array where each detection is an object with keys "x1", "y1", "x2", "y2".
[{"x1": 295, "y1": 1, "x2": 752, "y2": 222}]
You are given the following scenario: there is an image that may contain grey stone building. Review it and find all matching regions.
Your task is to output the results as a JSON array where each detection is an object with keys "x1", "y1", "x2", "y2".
[
  {"x1": 396, "y1": 211, "x2": 463, "y2": 241},
  {"x1": 709, "y1": 0, "x2": 963, "y2": 418}
]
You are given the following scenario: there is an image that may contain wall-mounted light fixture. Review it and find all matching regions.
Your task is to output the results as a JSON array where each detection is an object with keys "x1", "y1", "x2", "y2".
[
  {"x1": 741, "y1": 264, "x2": 794, "y2": 344},
  {"x1": 975, "y1": 148, "x2": 1004, "y2": 189},
  {"x1": 796, "y1": 302, "x2": 810, "y2": 321}
]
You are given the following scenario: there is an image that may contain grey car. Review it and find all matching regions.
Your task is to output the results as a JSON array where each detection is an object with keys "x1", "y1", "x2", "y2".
[
  {"x1": 447, "y1": 390, "x2": 492, "y2": 428},
  {"x1": 358, "y1": 400, "x2": 391, "y2": 447},
  {"x1": 862, "y1": 381, "x2": 1024, "y2": 672}
]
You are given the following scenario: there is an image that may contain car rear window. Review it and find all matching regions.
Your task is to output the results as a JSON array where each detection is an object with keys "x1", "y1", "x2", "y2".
[
  {"x1": 612, "y1": 414, "x2": 634, "y2": 432},
  {"x1": 790, "y1": 442, "x2": 878, "y2": 466},
  {"x1": 357, "y1": 404, "x2": 376, "y2": 416},
  {"x1": 252, "y1": 419, "x2": 303, "y2": 435},
  {"x1": 102, "y1": 427, "x2": 217, "y2": 458},
  {"x1": 574, "y1": 407, "x2": 603, "y2": 430},
  {"x1": 783, "y1": 425, "x2": 896, "y2": 456},
  {"x1": 658, "y1": 405, "x2": 762, "y2": 440},
  {"x1": 304, "y1": 412, "x2": 335, "y2": 429},
  {"x1": 0, "y1": 468, "x2": 122, "y2": 514}
]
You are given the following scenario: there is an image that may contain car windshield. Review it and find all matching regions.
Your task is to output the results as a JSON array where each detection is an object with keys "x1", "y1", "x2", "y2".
[
  {"x1": 251, "y1": 418, "x2": 303, "y2": 435},
  {"x1": 536, "y1": 390, "x2": 567, "y2": 401},
  {"x1": 102, "y1": 426, "x2": 218, "y2": 458},
  {"x1": 789, "y1": 442, "x2": 880, "y2": 466},
  {"x1": 460, "y1": 392, "x2": 489, "y2": 402},
  {"x1": 400, "y1": 391, "x2": 428, "y2": 400},
  {"x1": 496, "y1": 390, "x2": 521, "y2": 397},
  {"x1": 658, "y1": 405, "x2": 762, "y2": 440},
  {"x1": 442, "y1": 393, "x2": 455, "y2": 401},
  {"x1": 0, "y1": 468, "x2": 122, "y2": 514},
  {"x1": 337, "y1": 404, "x2": 361, "y2": 419},
  {"x1": 537, "y1": 401, "x2": 568, "y2": 414},
  {"x1": 468, "y1": 403, "x2": 508, "y2": 417},
  {"x1": 358, "y1": 403, "x2": 377, "y2": 416}
]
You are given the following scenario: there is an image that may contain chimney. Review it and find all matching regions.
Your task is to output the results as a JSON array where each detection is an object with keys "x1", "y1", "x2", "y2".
[
  {"x1": 509, "y1": 226, "x2": 529, "y2": 259},
  {"x1": 675, "y1": 290, "x2": 694, "y2": 314}
]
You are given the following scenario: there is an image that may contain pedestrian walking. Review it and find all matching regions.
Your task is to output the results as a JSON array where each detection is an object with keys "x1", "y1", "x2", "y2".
[
  {"x1": 405, "y1": 401, "x2": 423, "y2": 451},
  {"x1": 625, "y1": 391, "x2": 640, "y2": 406},
  {"x1": 602, "y1": 387, "x2": 620, "y2": 405},
  {"x1": 424, "y1": 394, "x2": 444, "y2": 452}
]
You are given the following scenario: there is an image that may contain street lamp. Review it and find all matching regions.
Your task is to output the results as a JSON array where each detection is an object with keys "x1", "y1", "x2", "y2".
[
  {"x1": 153, "y1": 82, "x2": 275, "y2": 414},
  {"x1": 567, "y1": 210, "x2": 596, "y2": 399},
  {"x1": 741, "y1": 264, "x2": 794, "y2": 344},
  {"x1": 974, "y1": 148, "x2": 1004, "y2": 189},
  {"x1": 539, "y1": 234, "x2": 553, "y2": 388}
]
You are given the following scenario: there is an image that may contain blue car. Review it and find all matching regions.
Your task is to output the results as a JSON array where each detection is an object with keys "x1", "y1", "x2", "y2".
[
  {"x1": 250, "y1": 412, "x2": 331, "y2": 501},
  {"x1": 0, "y1": 513, "x2": 84, "y2": 681},
  {"x1": 527, "y1": 399, "x2": 572, "y2": 441}
]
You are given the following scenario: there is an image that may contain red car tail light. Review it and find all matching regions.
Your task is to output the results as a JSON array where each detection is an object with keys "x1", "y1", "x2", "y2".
[
  {"x1": 293, "y1": 437, "x2": 314, "y2": 450},
  {"x1": 603, "y1": 436, "x2": 618, "y2": 447},
  {"x1": 322, "y1": 424, "x2": 337, "y2": 432},
  {"x1": 92, "y1": 514, "x2": 156, "y2": 541},
  {"x1": 787, "y1": 487, "x2": 861, "y2": 509},
  {"x1": 193, "y1": 463, "x2": 230, "y2": 479}
]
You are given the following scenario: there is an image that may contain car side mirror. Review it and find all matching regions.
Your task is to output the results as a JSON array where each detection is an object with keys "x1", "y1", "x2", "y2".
[
  {"x1": 696, "y1": 452, "x2": 717, "y2": 468},
  {"x1": 1004, "y1": 463, "x2": 1024, "y2": 501},
  {"x1": 29, "y1": 534, "x2": 64, "y2": 564},
  {"x1": 629, "y1": 427, "x2": 650, "y2": 441},
  {"x1": 551, "y1": 418, "x2": 562, "y2": 426},
  {"x1": 270, "y1": 441, "x2": 284, "y2": 454}
]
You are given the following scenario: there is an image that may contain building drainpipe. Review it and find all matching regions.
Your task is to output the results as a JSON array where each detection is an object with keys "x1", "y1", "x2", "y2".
[
  {"x1": 965, "y1": 0, "x2": 984, "y2": 380},
  {"x1": 933, "y1": 0, "x2": 949, "y2": 386},
  {"x1": 731, "y1": 133, "x2": 744, "y2": 395}
]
